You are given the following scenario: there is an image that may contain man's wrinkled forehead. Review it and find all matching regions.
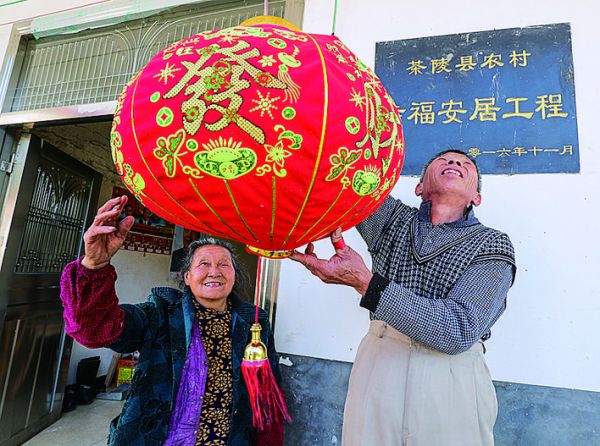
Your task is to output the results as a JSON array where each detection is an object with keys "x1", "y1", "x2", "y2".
[{"x1": 432, "y1": 151, "x2": 470, "y2": 164}]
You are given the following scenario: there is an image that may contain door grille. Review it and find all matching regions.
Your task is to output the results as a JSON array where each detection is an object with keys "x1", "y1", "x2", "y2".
[{"x1": 14, "y1": 156, "x2": 91, "y2": 273}]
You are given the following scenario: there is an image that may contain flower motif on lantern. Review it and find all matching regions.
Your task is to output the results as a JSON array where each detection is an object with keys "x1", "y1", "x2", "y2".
[
  {"x1": 326, "y1": 147, "x2": 362, "y2": 189},
  {"x1": 259, "y1": 55, "x2": 276, "y2": 67},
  {"x1": 256, "y1": 125, "x2": 302, "y2": 178}
]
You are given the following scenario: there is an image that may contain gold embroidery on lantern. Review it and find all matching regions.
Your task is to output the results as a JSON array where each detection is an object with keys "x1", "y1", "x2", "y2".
[
  {"x1": 277, "y1": 45, "x2": 301, "y2": 102},
  {"x1": 111, "y1": 116, "x2": 124, "y2": 176},
  {"x1": 273, "y1": 28, "x2": 308, "y2": 42},
  {"x1": 299, "y1": 146, "x2": 367, "y2": 243},
  {"x1": 122, "y1": 164, "x2": 146, "y2": 198},
  {"x1": 153, "y1": 62, "x2": 181, "y2": 85},
  {"x1": 356, "y1": 82, "x2": 399, "y2": 160},
  {"x1": 281, "y1": 106, "x2": 296, "y2": 120},
  {"x1": 258, "y1": 55, "x2": 276, "y2": 67},
  {"x1": 352, "y1": 166, "x2": 382, "y2": 196},
  {"x1": 326, "y1": 147, "x2": 361, "y2": 187},
  {"x1": 256, "y1": 125, "x2": 303, "y2": 178},
  {"x1": 349, "y1": 87, "x2": 367, "y2": 110},
  {"x1": 249, "y1": 90, "x2": 280, "y2": 119},
  {"x1": 153, "y1": 130, "x2": 187, "y2": 178},
  {"x1": 112, "y1": 140, "x2": 124, "y2": 175},
  {"x1": 203, "y1": 26, "x2": 272, "y2": 41},
  {"x1": 372, "y1": 170, "x2": 397, "y2": 201},
  {"x1": 345, "y1": 116, "x2": 361, "y2": 135},
  {"x1": 163, "y1": 41, "x2": 288, "y2": 144},
  {"x1": 327, "y1": 40, "x2": 402, "y2": 168},
  {"x1": 156, "y1": 107, "x2": 175, "y2": 127},
  {"x1": 194, "y1": 137, "x2": 257, "y2": 180},
  {"x1": 182, "y1": 165, "x2": 203, "y2": 179},
  {"x1": 219, "y1": 34, "x2": 238, "y2": 45},
  {"x1": 162, "y1": 36, "x2": 202, "y2": 60},
  {"x1": 326, "y1": 43, "x2": 348, "y2": 65},
  {"x1": 268, "y1": 38, "x2": 287, "y2": 49},
  {"x1": 111, "y1": 84, "x2": 130, "y2": 176}
]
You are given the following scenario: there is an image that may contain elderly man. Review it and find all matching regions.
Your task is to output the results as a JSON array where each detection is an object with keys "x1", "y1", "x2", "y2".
[{"x1": 291, "y1": 150, "x2": 516, "y2": 446}]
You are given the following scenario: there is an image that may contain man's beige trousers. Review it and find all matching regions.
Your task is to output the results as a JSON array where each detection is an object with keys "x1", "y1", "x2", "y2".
[{"x1": 342, "y1": 320, "x2": 497, "y2": 446}]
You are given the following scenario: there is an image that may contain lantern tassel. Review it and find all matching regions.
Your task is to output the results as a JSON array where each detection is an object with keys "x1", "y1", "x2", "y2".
[
  {"x1": 241, "y1": 339, "x2": 291, "y2": 431},
  {"x1": 242, "y1": 256, "x2": 291, "y2": 431}
]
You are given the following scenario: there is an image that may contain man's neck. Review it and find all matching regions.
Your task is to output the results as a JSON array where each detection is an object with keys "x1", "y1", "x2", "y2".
[{"x1": 426, "y1": 197, "x2": 469, "y2": 225}]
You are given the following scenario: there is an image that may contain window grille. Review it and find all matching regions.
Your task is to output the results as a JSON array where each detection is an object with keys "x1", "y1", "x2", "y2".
[{"x1": 5, "y1": 0, "x2": 286, "y2": 113}]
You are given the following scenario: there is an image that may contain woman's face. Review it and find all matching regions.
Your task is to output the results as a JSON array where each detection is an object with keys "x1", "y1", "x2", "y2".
[{"x1": 184, "y1": 245, "x2": 236, "y2": 310}]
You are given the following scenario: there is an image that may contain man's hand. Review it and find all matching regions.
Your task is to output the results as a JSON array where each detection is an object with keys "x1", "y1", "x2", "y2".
[
  {"x1": 81, "y1": 196, "x2": 135, "y2": 270},
  {"x1": 289, "y1": 227, "x2": 373, "y2": 295}
]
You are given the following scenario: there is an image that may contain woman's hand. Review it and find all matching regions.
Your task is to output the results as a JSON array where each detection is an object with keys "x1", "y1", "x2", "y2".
[
  {"x1": 81, "y1": 196, "x2": 135, "y2": 270},
  {"x1": 289, "y1": 227, "x2": 373, "y2": 295}
]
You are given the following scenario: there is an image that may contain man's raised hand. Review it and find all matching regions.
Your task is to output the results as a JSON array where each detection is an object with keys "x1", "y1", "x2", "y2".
[{"x1": 289, "y1": 227, "x2": 373, "y2": 295}]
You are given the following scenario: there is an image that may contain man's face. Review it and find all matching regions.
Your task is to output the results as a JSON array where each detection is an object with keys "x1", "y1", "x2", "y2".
[
  {"x1": 184, "y1": 245, "x2": 236, "y2": 309},
  {"x1": 416, "y1": 152, "x2": 481, "y2": 207}
]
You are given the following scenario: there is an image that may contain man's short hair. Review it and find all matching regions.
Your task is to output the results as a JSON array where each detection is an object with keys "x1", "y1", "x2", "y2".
[{"x1": 419, "y1": 149, "x2": 482, "y2": 193}]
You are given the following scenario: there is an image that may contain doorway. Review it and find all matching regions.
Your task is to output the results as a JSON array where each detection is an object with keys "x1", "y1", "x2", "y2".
[{"x1": 0, "y1": 131, "x2": 101, "y2": 446}]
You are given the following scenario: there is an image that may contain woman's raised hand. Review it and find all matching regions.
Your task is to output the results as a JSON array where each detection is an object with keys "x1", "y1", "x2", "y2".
[{"x1": 81, "y1": 196, "x2": 135, "y2": 270}]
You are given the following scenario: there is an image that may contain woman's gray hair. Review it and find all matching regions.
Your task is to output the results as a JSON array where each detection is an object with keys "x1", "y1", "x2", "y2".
[{"x1": 178, "y1": 237, "x2": 251, "y2": 298}]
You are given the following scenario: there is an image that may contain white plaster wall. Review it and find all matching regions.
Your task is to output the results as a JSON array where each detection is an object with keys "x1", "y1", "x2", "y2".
[{"x1": 275, "y1": 0, "x2": 600, "y2": 393}]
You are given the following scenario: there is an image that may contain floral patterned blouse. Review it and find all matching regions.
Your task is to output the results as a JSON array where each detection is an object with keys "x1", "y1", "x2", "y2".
[{"x1": 193, "y1": 300, "x2": 234, "y2": 446}]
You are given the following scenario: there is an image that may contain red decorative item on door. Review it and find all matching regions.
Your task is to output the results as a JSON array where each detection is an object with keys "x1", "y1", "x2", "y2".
[{"x1": 111, "y1": 21, "x2": 405, "y2": 258}]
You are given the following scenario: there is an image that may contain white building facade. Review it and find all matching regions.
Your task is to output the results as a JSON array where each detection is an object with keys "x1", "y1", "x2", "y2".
[{"x1": 0, "y1": 0, "x2": 597, "y2": 444}]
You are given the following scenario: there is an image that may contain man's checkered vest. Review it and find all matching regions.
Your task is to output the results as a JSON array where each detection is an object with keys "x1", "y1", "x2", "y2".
[{"x1": 364, "y1": 203, "x2": 515, "y2": 301}]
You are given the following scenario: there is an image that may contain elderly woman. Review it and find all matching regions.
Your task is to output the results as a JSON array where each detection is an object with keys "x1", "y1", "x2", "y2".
[{"x1": 60, "y1": 195, "x2": 284, "y2": 445}]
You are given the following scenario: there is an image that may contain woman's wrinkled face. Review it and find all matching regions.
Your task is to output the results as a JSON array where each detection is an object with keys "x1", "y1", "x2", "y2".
[{"x1": 184, "y1": 245, "x2": 236, "y2": 310}]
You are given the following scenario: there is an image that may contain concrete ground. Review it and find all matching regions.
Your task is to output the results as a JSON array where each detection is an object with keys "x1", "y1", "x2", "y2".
[{"x1": 23, "y1": 399, "x2": 124, "y2": 446}]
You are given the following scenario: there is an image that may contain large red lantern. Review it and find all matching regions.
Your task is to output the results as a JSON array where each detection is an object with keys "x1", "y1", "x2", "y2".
[{"x1": 111, "y1": 20, "x2": 405, "y2": 258}]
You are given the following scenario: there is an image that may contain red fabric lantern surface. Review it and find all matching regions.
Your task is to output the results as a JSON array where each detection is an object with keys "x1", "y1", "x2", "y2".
[{"x1": 111, "y1": 23, "x2": 405, "y2": 257}]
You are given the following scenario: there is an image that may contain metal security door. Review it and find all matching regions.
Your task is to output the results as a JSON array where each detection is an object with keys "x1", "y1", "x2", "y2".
[{"x1": 0, "y1": 133, "x2": 100, "y2": 446}]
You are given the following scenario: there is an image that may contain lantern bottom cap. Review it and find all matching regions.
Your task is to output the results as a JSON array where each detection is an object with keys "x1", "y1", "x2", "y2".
[{"x1": 246, "y1": 245, "x2": 293, "y2": 259}]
